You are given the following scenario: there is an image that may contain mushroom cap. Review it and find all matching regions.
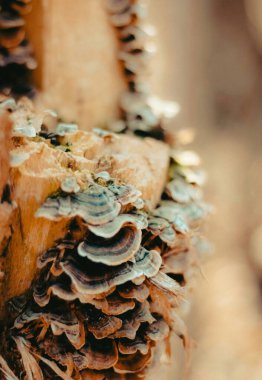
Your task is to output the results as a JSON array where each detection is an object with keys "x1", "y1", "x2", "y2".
[
  {"x1": 118, "y1": 282, "x2": 149, "y2": 303},
  {"x1": 88, "y1": 213, "x2": 147, "y2": 238},
  {"x1": 77, "y1": 227, "x2": 142, "y2": 266},
  {"x1": 166, "y1": 178, "x2": 202, "y2": 204},
  {"x1": 107, "y1": 183, "x2": 142, "y2": 207},
  {"x1": 39, "y1": 335, "x2": 75, "y2": 371},
  {"x1": 170, "y1": 149, "x2": 201, "y2": 167},
  {"x1": 82, "y1": 307, "x2": 122, "y2": 340},
  {"x1": 147, "y1": 217, "x2": 169, "y2": 234},
  {"x1": 37, "y1": 248, "x2": 60, "y2": 269},
  {"x1": 118, "y1": 336, "x2": 150, "y2": 355},
  {"x1": 88, "y1": 293, "x2": 136, "y2": 316},
  {"x1": 144, "y1": 316, "x2": 170, "y2": 342},
  {"x1": 60, "y1": 247, "x2": 162, "y2": 295},
  {"x1": 73, "y1": 339, "x2": 118, "y2": 371},
  {"x1": 174, "y1": 166, "x2": 206, "y2": 186},
  {"x1": 33, "y1": 274, "x2": 125, "y2": 311},
  {"x1": 153, "y1": 201, "x2": 189, "y2": 234},
  {"x1": 36, "y1": 184, "x2": 121, "y2": 226},
  {"x1": 14, "y1": 301, "x2": 85, "y2": 350},
  {"x1": 113, "y1": 349, "x2": 153, "y2": 374},
  {"x1": 111, "y1": 301, "x2": 155, "y2": 340},
  {"x1": 61, "y1": 177, "x2": 80, "y2": 193},
  {"x1": 159, "y1": 226, "x2": 177, "y2": 247},
  {"x1": 33, "y1": 274, "x2": 72, "y2": 307}
]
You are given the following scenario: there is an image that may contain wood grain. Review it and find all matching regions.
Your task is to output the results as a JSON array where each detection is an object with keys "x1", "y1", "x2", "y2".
[{"x1": 25, "y1": 0, "x2": 126, "y2": 129}]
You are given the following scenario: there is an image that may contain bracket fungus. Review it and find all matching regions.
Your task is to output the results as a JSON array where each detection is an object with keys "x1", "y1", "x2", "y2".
[
  {"x1": 0, "y1": 96, "x2": 209, "y2": 379},
  {"x1": 0, "y1": 0, "x2": 210, "y2": 377},
  {"x1": 107, "y1": 0, "x2": 180, "y2": 140}
]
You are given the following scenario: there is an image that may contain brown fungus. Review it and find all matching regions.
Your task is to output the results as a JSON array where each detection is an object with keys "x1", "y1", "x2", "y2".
[
  {"x1": 144, "y1": 316, "x2": 170, "y2": 342},
  {"x1": 14, "y1": 303, "x2": 85, "y2": 350},
  {"x1": 57, "y1": 247, "x2": 161, "y2": 296},
  {"x1": 88, "y1": 293, "x2": 136, "y2": 316},
  {"x1": 88, "y1": 213, "x2": 147, "y2": 238},
  {"x1": 118, "y1": 336, "x2": 150, "y2": 356},
  {"x1": 77, "y1": 227, "x2": 142, "y2": 266},
  {"x1": 118, "y1": 282, "x2": 149, "y2": 303},
  {"x1": 111, "y1": 302, "x2": 155, "y2": 340},
  {"x1": 72, "y1": 339, "x2": 118, "y2": 371},
  {"x1": 39, "y1": 335, "x2": 75, "y2": 376},
  {"x1": 36, "y1": 184, "x2": 121, "y2": 226},
  {"x1": 113, "y1": 349, "x2": 153, "y2": 374},
  {"x1": 87, "y1": 314, "x2": 122, "y2": 340}
]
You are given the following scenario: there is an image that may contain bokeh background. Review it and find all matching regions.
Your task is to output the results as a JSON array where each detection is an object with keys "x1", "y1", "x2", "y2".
[{"x1": 149, "y1": 1, "x2": 262, "y2": 379}]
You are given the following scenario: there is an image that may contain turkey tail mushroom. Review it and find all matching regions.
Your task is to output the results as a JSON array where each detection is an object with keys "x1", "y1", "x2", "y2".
[
  {"x1": 106, "y1": 0, "x2": 178, "y2": 139},
  {"x1": 77, "y1": 227, "x2": 142, "y2": 266},
  {"x1": 0, "y1": 81, "x2": 209, "y2": 378}
]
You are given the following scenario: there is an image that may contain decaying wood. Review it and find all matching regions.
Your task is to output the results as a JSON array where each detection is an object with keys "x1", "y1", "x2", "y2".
[
  {"x1": 0, "y1": 125, "x2": 169, "y2": 316},
  {"x1": 0, "y1": 2, "x2": 211, "y2": 378},
  {"x1": 25, "y1": 0, "x2": 126, "y2": 128}
]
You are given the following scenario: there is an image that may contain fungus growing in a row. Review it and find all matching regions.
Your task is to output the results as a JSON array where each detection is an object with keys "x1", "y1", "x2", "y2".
[
  {"x1": 0, "y1": 93, "x2": 209, "y2": 379},
  {"x1": 106, "y1": 0, "x2": 180, "y2": 139},
  {"x1": 0, "y1": 154, "x2": 185, "y2": 378}
]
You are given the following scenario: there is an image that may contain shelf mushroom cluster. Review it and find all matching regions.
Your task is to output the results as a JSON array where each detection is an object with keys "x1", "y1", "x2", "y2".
[
  {"x1": 2, "y1": 172, "x2": 187, "y2": 379},
  {"x1": 0, "y1": 0, "x2": 36, "y2": 97},
  {"x1": 146, "y1": 149, "x2": 210, "y2": 297},
  {"x1": 106, "y1": 0, "x2": 179, "y2": 139},
  {"x1": 0, "y1": 97, "x2": 210, "y2": 379}
]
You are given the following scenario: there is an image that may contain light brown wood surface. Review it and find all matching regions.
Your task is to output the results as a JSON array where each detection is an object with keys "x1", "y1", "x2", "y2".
[
  {"x1": 25, "y1": 0, "x2": 126, "y2": 129},
  {"x1": 1, "y1": 130, "x2": 169, "y2": 317}
]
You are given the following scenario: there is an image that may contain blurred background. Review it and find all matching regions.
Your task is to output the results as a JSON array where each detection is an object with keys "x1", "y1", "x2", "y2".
[
  {"x1": 149, "y1": 1, "x2": 262, "y2": 379},
  {"x1": 25, "y1": 0, "x2": 262, "y2": 378}
]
